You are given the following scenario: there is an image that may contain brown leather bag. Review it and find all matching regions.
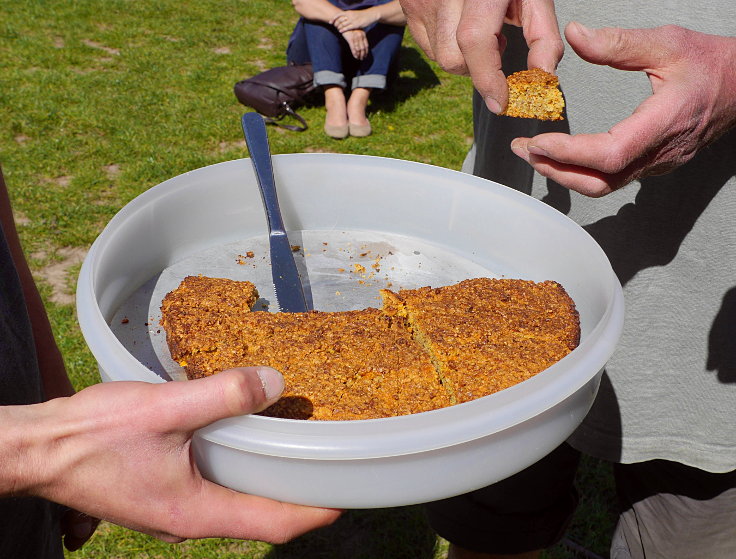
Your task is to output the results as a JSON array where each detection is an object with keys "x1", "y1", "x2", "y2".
[{"x1": 233, "y1": 63, "x2": 317, "y2": 131}]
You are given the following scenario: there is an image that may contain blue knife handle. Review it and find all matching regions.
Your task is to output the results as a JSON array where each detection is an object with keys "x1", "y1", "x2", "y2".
[{"x1": 242, "y1": 112, "x2": 286, "y2": 235}]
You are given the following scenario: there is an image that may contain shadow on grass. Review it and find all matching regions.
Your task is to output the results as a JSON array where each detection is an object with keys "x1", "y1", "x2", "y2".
[
  {"x1": 262, "y1": 456, "x2": 616, "y2": 559},
  {"x1": 370, "y1": 46, "x2": 441, "y2": 114},
  {"x1": 264, "y1": 505, "x2": 440, "y2": 559}
]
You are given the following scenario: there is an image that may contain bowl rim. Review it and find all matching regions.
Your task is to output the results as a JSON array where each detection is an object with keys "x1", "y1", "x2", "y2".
[{"x1": 77, "y1": 154, "x2": 624, "y2": 460}]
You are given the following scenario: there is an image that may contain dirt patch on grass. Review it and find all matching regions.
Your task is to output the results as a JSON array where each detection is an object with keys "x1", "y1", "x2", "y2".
[
  {"x1": 257, "y1": 37, "x2": 273, "y2": 50},
  {"x1": 12, "y1": 210, "x2": 30, "y2": 227},
  {"x1": 216, "y1": 139, "x2": 245, "y2": 154},
  {"x1": 82, "y1": 39, "x2": 120, "y2": 56},
  {"x1": 36, "y1": 247, "x2": 88, "y2": 305},
  {"x1": 249, "y1": 57, "x2": 269, "y2": 72},
  {"x1": 50, "y1": 175, "x2": 72, "y2": 188},
  {"x1": 103, "y1": 163, "x2": 121, "y2": 178}
]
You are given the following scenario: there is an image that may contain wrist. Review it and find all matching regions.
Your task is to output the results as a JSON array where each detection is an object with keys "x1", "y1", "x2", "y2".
[
  {"x1": 370, "y1": 6, "x2": 383, "y2": 24},
  {"x1": 329, "y1": 10, "x2": 345, "y2": 26},
  {"x1": 0, "y1": 404, "x2": 43, "y2": 496},
  {"x1": 0, "y1": 399, "x2": 68, "y2": 498}
]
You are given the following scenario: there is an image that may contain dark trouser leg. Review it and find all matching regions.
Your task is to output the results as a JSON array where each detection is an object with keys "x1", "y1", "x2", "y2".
[
  {"x1": 425, "y1": 443, "x2": 581, "y2": 555},
  {"x1": 302, "y1": 20, "x2": 347, "y2": 88}
]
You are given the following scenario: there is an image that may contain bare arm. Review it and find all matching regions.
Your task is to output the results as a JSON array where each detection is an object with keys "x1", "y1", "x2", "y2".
[
  {"x1": 292, "y1": 0, "x2": 344, "y2": 23},
  {"x1": 0, "y1": 367, "x2": 341, "y2": 543},
  {"x1": 332, "y1": 1, "x2": 407, "y2": 32},
  {"x1": 1, "y1": 167, "x2": 340, "y2": 547}
]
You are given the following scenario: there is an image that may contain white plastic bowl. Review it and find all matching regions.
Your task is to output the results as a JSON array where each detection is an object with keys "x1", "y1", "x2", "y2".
[{"x1": 77, "y1": 154, "x2": 623, "y2": 508}]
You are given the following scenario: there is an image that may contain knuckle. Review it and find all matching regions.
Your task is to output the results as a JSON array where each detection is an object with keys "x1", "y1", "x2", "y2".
[
  {"x1": 222, "y1": 369, "x2": 262, "y2": 413},
  {"x1": 550, "y1": 38, "x2": 565, "y2": 61},
  {"x1": 658, "y1": 24, "x2": 688, "y2": 41},
  {"x1": 598, "y1": 144, "x2": 631, "y2": 175},
  {"x1": 433, "y1": 51, "x2": 468, "y2": 75},
  {"x1": 455, "y1": 20, "x2": 493, "y2": 53}
]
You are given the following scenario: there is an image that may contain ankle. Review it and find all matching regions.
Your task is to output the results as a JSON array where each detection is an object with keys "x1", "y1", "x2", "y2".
[
  {"x1": 323, "y1": 86, "x2": 347, "y2": 125},
  {"x1": 346, "y1": 88, "x2": 370, "y2": 125}
]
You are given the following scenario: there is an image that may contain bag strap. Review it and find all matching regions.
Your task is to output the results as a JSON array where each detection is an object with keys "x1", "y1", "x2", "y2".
[{"x1": 263, "y1": 102, "x2": 309, "y2": 132}]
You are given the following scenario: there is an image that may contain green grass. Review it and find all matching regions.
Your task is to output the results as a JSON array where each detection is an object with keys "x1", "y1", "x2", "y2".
[{"x1": 0, "y1": 1, "x2": 616, "y2": 557}]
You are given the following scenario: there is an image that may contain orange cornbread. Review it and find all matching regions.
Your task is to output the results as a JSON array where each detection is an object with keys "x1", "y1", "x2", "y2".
[
  {"x1": 160, "y1": 276, "x2": 449, "y2": 420},
  {"x1": 160, "y1": 276, "x2": 579, "y2": 420},
  {"x1": 160, "y1": 275, "x2": 260, "y2": 364},
  {"x1": 500, "y1": 68, "x2": 565, "y2": 121},
  {"x1": 380, "y1": 278, "x2": 580, "y2": 404}
]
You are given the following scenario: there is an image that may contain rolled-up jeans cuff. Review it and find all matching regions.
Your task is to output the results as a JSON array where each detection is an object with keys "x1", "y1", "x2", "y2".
[
  {"x1": 352, "y1": 74, "x2": 386, "y2": 90},
  {"x1": 313, "y1": 70, "x2": 346, "y2": 88}
]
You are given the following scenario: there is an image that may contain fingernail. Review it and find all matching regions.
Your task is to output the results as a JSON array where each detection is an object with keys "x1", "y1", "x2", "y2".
[
  {"x1": 510, "y1": 138, "x2": 525, "y2": 151},
  {"x1": 256, "y1": 367, "x2": 284, "y2": 401},
  {"x1": 485, "y1": 97, "x2": 502, "y2": 115},
  {"x1": 510, "y1": 139, "x2": 529, "y2": 160},
  {"x1": 527, "y1": 144, "x2": 550, "y2": 158}
]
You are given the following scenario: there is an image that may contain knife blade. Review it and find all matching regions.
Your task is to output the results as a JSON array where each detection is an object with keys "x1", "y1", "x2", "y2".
[{"x1": 242, "y1": 112, "x2": 308, "y2": 313}]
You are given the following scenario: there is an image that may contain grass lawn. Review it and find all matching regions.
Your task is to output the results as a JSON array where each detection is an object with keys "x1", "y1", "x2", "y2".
[{"x1": 1, "y1": 1, "x2": 617, "y2": 557}]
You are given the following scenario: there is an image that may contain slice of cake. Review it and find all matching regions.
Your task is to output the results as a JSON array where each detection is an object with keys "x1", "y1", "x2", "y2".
[
  {"x1": 380, "y1": 278, "x2": 579, "y2": 404},
  {"x1": 500, "y1": 68, "x2": 565, "y2": 121},
  {"x1": 160, "y1": 275, "x2": 260, "y2": 365},
  {"x1": 161, "y1": 279, "x2": 448, "y2": 420}
]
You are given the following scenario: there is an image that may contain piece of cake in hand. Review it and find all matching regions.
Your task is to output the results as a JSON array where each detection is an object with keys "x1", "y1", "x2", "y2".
[{"x1": 500, "y1": 68, "x2": 565, "y2": 121}]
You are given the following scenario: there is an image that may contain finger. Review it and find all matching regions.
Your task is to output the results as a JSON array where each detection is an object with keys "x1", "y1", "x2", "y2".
[
  {"x1": 423, "y1": 1, "x2": 468, "y2": 74},
  {"x1": 511, "y1": 137, "x2": 622, "y2": 196},
  {"x1": 359, "y1": 36, "x2": 369, "y2": 59},
  {"x1": 157, "y1": 367, "x2": 284, "y2": 432},
  {"x1": 183, "y1": 481, "x2": 342, "y2": 543},
  {"x1": 565, "y1": 22, "x2": 673, "y2": 73},
  {"x1": 521, "y1": 0, "x2": 564, "y2": 73},
  {"x1": 404, "y1": 16, "x2": 434, "y2": 60},
  {"x1": 335, "y1": 16, "x2": 357, "y2": 33},
  {"x1": 456, "y1": 0, "x2": 509, "y2": 112},
  {"x1": 521, "y1": 86, "x2": 683, "y2": 174},
  {"x1": 399, "y1": 0, "x2": 437, "y2": 60}
]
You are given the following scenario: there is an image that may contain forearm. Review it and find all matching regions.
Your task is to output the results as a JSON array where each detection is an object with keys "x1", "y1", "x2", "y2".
[
  {"x1": 367, "y1": 0, "x2": 406, "y2": 26},
  {"x1": 292, "y1": 0, "x2": 343, "y2": 23}
]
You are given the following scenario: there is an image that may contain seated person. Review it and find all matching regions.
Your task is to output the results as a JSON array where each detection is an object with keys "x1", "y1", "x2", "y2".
[{"x1": 290, "y1": 0, "x2": 406, "y2": 138}]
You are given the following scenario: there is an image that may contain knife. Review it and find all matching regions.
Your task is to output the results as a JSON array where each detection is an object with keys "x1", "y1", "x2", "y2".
[{"x1": 241, "y1": 112, "x2": 308, "y2": 312}]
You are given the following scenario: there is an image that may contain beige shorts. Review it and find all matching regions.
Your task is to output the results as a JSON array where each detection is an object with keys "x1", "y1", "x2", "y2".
[{"x1": 611, "y1": 460, "x2": 736, "y2": 559}]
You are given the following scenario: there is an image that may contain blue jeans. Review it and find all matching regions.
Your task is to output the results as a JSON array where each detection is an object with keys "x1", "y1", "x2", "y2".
[{"x1": 294, "y1": 19, "x2": 403, "y2": 91}]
